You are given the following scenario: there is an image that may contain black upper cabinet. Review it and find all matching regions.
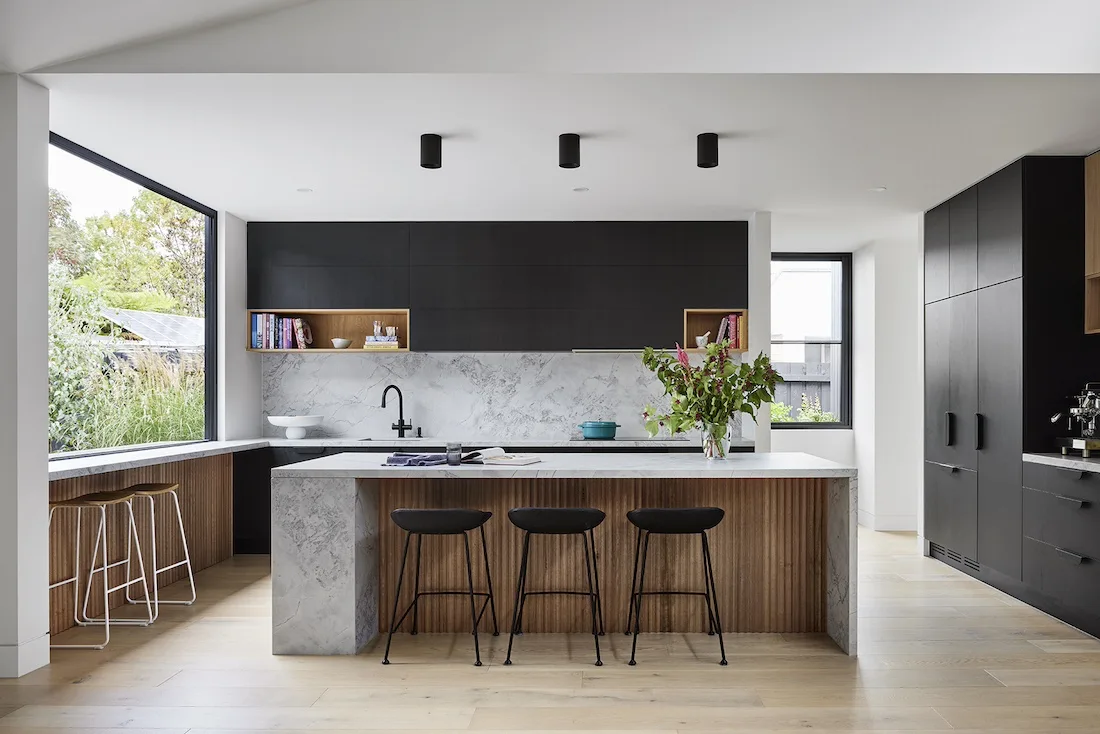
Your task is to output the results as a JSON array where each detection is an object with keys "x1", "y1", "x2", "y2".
[
  {"x1": 977, "y1": 279, "x2": 1024, "y2": 580},
  {"x1": 949, "y1": 186, "x2": 978, "y2": 296},
  {"x1": 248, "y1": 221, "x2": 748, "y2": 351},
  {"x1": 924, "y1": 203, "x2": 950, "y2": 303},
  {"x1": 977, "y1": 161, "x2": 1023, "y2": 288}
]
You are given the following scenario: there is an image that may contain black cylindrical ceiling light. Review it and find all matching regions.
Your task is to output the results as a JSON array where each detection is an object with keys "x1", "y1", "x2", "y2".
[
  {"x1": 559, "y1": 133, "x2": 580, "y2": 168},
  {"x1": 420, "y1": 133, "x2": 442, "y2": 169},
  {"x1": 697, "y1": 132, "x2": 718, "y2": 168}
]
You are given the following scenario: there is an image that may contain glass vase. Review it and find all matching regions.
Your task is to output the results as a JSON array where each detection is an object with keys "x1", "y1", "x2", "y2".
[{"x1": 700, "y1": 421, "x2": 731, "y2": 460}]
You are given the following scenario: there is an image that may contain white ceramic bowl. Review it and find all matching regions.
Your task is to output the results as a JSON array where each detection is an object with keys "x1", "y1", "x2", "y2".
[
  {"x1": 267, "y1": 415, "x2": 324, "y2": 439},
  {"x1": 331, "y1": 338, "x2": 352, "y2": 349}
]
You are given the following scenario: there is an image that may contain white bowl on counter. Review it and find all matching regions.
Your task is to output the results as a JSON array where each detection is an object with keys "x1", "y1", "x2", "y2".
[
  {"x1": 267, "y1": 415, "x2": 324, "y2": 439},
  {"x1": 331, "y1": 338, "x2": 352, "y2": 349}
]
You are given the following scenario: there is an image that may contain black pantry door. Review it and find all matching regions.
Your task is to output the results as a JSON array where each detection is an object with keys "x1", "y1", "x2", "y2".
[
  {"x1": 976, "y1": 278, "x2": 1023, "y2": 580},
  {"x1": 924, "y1": 202, "x2": 950, "y2": 304}
]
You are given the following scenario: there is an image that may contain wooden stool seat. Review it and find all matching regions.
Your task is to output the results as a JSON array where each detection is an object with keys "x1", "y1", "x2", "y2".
[
  {"x1": 128, "y1": 483, "x2": 181, "y2": 497},
  {"x1": 50, "y1": 490, "x2": 136, "y2": 508}
]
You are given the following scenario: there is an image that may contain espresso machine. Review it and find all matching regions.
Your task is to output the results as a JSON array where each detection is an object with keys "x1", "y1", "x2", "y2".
[{"x1": 1050, "y1": 382, "x2": 1100, "y2": 457}]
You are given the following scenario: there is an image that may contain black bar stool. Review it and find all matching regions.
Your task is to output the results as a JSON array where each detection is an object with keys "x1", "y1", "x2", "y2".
[
  {"x1": 382, "y1": 508, "x2": 498, "y2": 667},
  {"x1": 504, "y1": 507, "x2": 606, "y2": 666},
  {"x1": 625, "y1": 507, "x2": 728, "y2": 666}
]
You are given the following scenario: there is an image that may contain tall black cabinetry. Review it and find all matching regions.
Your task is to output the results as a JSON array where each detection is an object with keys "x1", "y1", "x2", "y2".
[{"x1": 924, "y1": 157, "x2": 1094, "y2": 606}]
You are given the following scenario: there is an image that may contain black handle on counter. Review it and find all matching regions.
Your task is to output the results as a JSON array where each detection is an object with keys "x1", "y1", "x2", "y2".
[
  {"x1": 1055, "y1": 547, "x2": 1088, "y2": 565},
  {"x1": 975, "y1": 413, "x2": 984, "y2": 451},
  {"x1": 1055, "y1": 467, "x2": 1090, "y2": 481},
  {"x1": 944, "y1": 412, "x2": 954, "y2": 447}
]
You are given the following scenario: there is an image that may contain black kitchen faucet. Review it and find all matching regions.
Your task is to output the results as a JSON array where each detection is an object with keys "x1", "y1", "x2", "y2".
[{"x1": 382, "y1": 384, "x2": 412, "y2": 438}]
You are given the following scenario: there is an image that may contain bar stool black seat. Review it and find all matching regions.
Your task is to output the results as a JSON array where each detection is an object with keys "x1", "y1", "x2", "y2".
[
  {"x1": 625, "y1": 507, "x2": 728, "y2": 666},
  {"x1": 504, "y1": 507, "x2": 606, "y2": 666},
  {"x1": 382, "y1": 508, "x2": 498, "y2": 667}
]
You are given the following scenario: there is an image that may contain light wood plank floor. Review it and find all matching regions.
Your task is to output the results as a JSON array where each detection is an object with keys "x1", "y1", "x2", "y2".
[{"x1": 5, "y1": 529, "x2": 1100, "y2": 732}]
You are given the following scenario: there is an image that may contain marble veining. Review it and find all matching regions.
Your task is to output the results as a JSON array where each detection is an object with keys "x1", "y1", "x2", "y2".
[
  {"x1": 272, "y1": 477, "x2": 378, "y2": 654},
  {"x1": 262, "y1": 351, "x2": 742, "y2": 441},
  {"x1": 825, "y1": 476, "x2": 857, "y2": 656}
]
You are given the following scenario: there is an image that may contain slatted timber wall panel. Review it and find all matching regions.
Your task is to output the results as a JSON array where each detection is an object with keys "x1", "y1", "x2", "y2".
[
  {"x1": 377, "y1": 477, "x2": 826, "y2": 634},
  {"x1": 48, "y1": 454, "x2": 233, "y2": 635}
]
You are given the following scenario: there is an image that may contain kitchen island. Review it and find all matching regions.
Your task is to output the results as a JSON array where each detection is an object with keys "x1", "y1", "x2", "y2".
[{"x1": 271, "y1": 452, "x2": 857, "y2": 656}]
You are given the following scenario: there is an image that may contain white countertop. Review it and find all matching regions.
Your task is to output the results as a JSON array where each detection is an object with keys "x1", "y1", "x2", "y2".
[
  {"x1": 1023, "y1": 452, "x2": 1100, "y2": 474},
  {"x1": 48, "y1": 440, "x2": 269, "y2": 481},
  {"x1": 49, "y1": 436, "x2": 751, "y2": 480},
  {"x1": 271, "y1": 451, "x2": 856, "y2": 480}
]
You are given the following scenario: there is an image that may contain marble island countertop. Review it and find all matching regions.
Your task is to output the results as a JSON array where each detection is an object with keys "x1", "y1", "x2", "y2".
[{"x1": 271, "y1": 450, "x2": 856, "y2": 480}]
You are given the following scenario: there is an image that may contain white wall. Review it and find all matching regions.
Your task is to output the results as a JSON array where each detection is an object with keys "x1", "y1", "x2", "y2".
[
  {"x1": 217, "y1": 212, "x2": 261, "y2": 439},
  {"x1": 852, "y1": 245, "x2": 876, "y2": 526},
  {"x1": 0, "y1": 74, "x2": 50, "y2": 677},
  {"x1": 746, "y1": 211, "x2": 772, "y2": 451},
  {"x1": 772, "y1": 429, "x2": 855, "y2": 465},
  {"x1": 871, "y1": 232, "x2": 922, "y2": 530}
]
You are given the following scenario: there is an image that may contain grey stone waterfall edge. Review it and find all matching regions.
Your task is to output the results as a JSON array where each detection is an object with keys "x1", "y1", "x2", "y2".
[
  {"x1": 272, "y1": 477, "x2": 379, "y2": 654},
  {"x1": 826, "y1": 476, "x2": 857, "y2": 656}
]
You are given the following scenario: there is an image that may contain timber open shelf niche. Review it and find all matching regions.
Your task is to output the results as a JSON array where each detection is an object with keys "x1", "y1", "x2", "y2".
[
  {"x1": 247, "y1": 309, "x2": 410, "y2": 352},
  {"x1": 684, "y1": 308, "x2": 749, "y2": 353}
]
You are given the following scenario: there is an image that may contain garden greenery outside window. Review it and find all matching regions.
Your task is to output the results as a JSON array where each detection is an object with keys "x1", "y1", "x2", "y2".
[
  {"x1": 48, "y1": 134, "x2": 216, "y2": 455},
  {"x1": 770, "y1": 253, "x2": 852, "y2": 428}
]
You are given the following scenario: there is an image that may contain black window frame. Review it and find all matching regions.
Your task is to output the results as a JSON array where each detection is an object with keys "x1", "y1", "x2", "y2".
[
  {"x1": 770, "y1": 252, "x2": 852, "y2": 429},
  {"x1": 48, "y1": 132, "x2": 219, "y2": 452}
]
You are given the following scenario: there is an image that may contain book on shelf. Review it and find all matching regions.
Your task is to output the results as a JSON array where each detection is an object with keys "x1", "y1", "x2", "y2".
[{"x1": 251, "y1": 313, "x2": 313, "y2": 350}]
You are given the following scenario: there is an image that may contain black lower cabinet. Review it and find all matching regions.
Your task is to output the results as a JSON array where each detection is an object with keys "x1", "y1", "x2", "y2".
[
  {"x1": 924, "y1": 461, "x2": 978, "y2": 561},
  {"x1": 1022, "y1": 537, "x2": 1100, "y2": 621},
  {"x1": 232, "y1": 448, "x2": 275, "y2": 554}
]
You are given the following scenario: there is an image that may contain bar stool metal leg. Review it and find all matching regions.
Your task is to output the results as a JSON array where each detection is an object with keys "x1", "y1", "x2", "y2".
[
  {"x1": 462, "y1": 531, "x2": 483, "y2": 666},
  {"x1": 702, "y1": 532, "x2": 728, "y2": 665},
  {"x1": 628, "y1": 531, "x2": 651, "y2": 666},
  {"x1": 503, "y1": 531, "x2": 531, "y2": 665},
  {"x1": 588, "y1": 528, "x2": 605, "y2": 636},
  {"x1": 50, "y1": 506, "x2": 114, "y2": 649},
  {"x1": 410, "y1": 535, "x2": 423, "y2": 635},
  {"x1": 581, "y1": 532, "x2": 603, "y2": 666},
  {"x1": 624, "y1": 527, "x2": 643, "y2": 635},
  {"x1": 126, "y1": 490, "x2": 197, "y2": 621},
  {"x1": 81, "y1": 501, "x2": 154, "y2": 627},
  {"x1": 480, "y1": 525, "x2": 499, "y2": 636},
  {"x1": 381, "y1": 530, "x2": 412, "y2": 665}
]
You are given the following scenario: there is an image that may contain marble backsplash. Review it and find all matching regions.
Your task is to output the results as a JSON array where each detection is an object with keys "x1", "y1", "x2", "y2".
[{"x1": 262, "y1": 351, "x2": 743, "y2": 441}]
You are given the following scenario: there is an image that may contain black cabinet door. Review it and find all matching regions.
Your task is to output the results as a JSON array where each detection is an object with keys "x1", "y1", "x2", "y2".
[
  {"x1": 924, "y1": 462, "x2": 978, "y2": 559},
  {"x1": 977, "y1": 279, "x2": 1023, "y2": 579},
  {"x1": 925, "y1": 299, "x2": 951, "y2": 465},
  {"x1": 948, "y1": 291, "x2": 978, "y2": 471},
  {"x1": 949, "y1": 186, "x2": 978, "y2": 296},
  {"x1": 924, "y1": 202, "x2": 950, "y2": 303},
  {"x1": 978, "y1": 160, "x2": 1023, "y2": 288},
  {"x1": 232, "y1": 449, "x2": 275, "y2": 554}
]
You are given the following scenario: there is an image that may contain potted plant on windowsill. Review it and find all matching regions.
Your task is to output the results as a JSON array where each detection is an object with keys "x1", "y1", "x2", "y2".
[{"x1": 641, "y1": 341, "x2": 781, "y2": 459}]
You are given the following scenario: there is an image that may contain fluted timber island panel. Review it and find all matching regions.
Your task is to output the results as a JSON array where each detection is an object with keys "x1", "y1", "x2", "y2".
[{"x1": 377, "y1": 477, "x2": 827, "y2": 636}]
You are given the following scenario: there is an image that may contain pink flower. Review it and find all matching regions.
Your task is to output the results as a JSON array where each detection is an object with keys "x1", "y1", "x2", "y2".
[{"x1": 675, "y1": 343, "x2": 690, "y2": 369}]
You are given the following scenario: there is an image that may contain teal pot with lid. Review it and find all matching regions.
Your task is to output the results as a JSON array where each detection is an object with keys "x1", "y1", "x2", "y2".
[{"x1": 578, "y1": 421, "x2": 621, "y2": 440}]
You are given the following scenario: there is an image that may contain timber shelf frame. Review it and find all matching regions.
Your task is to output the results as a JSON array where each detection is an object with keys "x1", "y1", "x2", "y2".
[{"x1": 247, "y1": 308, "x2": 411, "y2": 353}]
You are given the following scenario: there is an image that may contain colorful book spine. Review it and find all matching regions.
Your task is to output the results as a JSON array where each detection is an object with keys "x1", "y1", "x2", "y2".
[{"x1": 251, "y1": 314, "x2": 259, "y2": 349}]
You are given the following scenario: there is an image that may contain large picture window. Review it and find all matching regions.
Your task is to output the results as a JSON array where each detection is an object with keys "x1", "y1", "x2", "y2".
[
  {"x1": 770, "y1": 253, "x2": 852, "y2": 428},
  {"x1": 48, "y1": 134, "x2": 216, "y2": 455}
]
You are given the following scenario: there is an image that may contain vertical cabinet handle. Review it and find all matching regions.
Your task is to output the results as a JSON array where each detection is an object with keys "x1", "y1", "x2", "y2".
[
  {"x1": 944, "y1": 412, "x2": 954, "y2": 447},
  {"x1": 975, "y1": 413, "x2": 984, "y2": 451}
]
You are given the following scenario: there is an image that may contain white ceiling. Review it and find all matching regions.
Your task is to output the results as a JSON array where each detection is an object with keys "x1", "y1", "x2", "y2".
[
  {"x1": 25, "y1": 0, "x2": 1100, "y2": 74},
  {"x1": 41, "y1": 73, "x2": 1100, "y2": 225},
  {"x1": 0, "y1": 0, "x2": 307, "y2": 73}
]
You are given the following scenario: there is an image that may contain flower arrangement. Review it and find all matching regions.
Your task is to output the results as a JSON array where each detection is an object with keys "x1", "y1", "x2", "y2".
[{"x1": 641, "y1": 340, "x2": 782, "y2": 459}]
